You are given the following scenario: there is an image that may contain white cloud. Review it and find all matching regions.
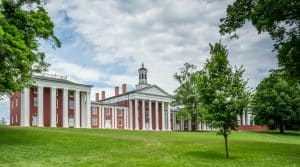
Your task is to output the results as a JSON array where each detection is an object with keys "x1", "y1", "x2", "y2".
[{"x1": 44, "y1": 0, "x2": 277, "y2": 93}]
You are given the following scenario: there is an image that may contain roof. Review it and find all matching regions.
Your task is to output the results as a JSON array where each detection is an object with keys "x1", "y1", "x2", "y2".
[
  {"x1": 33, "y1": 75, "x2": 93, "y2": 88},
  {"x1": 91, "y1": 101, "x2": 128, "y2": 107},
  {"x1": 97, "y1": 84, "x2": 171, "y2": 102}
]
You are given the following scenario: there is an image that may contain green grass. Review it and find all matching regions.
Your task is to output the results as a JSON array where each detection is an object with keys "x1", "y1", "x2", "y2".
[{"x1": 0, "y1": 127, "x2": 299, "y2": 167}]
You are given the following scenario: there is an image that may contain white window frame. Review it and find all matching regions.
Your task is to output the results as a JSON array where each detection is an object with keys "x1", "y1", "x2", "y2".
[
  {"x1": 34, "y1": 97, "x2": 38, "y2": 107},
  {"x1": 69, "y1": 100, "x2": 75, "y2": 109},
  {"x1": 92, "y1": 117, "x2": 97, "y2": 125},
  {"x1": 117, "y1": 109, "x2": 123, "y2": 116},
  {"x1": 92, "y1": 107, "x2": 97, "y2": 114},
  {"x1": 105, "y1": 108, "x2": 110, "y2": 115},
  {"x1": 118, "y1": 119, "x2": 123, "y2": 126},
  {"x1": 69, "y1": 91, "x2": 74, "y2": 98}
]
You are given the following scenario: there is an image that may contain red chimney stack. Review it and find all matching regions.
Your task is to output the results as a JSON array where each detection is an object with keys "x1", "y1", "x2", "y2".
[
  {"x1": 95, "y1": 93, "x2": 99, "y2": 101},
  {"x1": 101, "y1": 91, "x2": 105, "y2": 100},
  {"x1": 122, "y1": 84, "x2": 127, "y2": 94},
  {"x1": 115, "y1": 86, "x2": 119, "y2": 96}
]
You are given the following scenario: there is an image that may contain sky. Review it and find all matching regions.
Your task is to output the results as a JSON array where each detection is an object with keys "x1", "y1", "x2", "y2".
[{"x1": 0, "y1": 0, "x2": 277, "y2": 124}]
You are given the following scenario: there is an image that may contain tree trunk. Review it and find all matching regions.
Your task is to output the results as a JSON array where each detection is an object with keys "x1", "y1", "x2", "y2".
[
  {"x1": 191, "y1": 113, "x2": 198, "y2": 131},
  {"x1": 224, "y1": 134, "x2": 229, "y2": 158},
  {"x1": 279, "y1": 122, "x2": 285, "y2": 134}
]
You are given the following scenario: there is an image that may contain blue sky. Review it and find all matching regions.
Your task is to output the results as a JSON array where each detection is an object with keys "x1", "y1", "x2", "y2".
[{"x1": 0, "y1": 0, "x2": 277, "y2": 123}]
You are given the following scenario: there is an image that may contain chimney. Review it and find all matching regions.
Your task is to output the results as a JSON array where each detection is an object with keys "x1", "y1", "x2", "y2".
[
  {"x1": 115, "y1": 86, "x2": 119, "y2": 96},
  {"x1": 95, "y1": 93, "x2": 99, "y2": 101},
  {"x1": 122, "y1": 84, "x2": 127, "y2": 94},
  {"x1": 101, "y1": 91, "x2": 105, "y2": 100}
]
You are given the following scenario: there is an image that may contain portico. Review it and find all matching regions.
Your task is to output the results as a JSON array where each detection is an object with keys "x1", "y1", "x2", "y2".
[{"x1": 19, "y1": 74, "x2": 93, "y2": 128}]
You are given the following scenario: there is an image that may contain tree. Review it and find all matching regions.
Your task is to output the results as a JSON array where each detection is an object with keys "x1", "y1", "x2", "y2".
[
  {"x1": 0, "y1": 117, "x2": 7, "y2": 125},
  {"x1": 173, "y1": 63, "x2": 200, "y2": 131},
  {"x1": 196, "y1": 42, "x2": 249, "y2": 158},
  {"x1": 251, "y1": 72, "x2": 300, "y2": 133},
  {"x1": 219, "y1": 0, "x2": 300, "y2": 81},
  {"x1": 0, "y1": 0, "x2": 60, "y2": 97}
]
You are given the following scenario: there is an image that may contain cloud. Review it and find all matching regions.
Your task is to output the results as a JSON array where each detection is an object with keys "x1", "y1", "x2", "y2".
[{"x1": 44, "y1": 0, "x2": 277, "y2": 93}]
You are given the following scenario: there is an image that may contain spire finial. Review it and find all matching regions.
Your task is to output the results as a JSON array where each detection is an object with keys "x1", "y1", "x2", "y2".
[{"x1": 142, "y1": 62, "x2": 144, "y2": 68}]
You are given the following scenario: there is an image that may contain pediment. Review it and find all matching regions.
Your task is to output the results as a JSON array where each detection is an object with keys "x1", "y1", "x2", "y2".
[{"x1": 137, "y1": 85, "x2": 170, "y2": 97}]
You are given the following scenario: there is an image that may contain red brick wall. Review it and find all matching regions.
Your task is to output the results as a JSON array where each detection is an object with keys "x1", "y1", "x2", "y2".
[
  {"x1": 57, "y1": 89, "x2": 63, "y2": 127},
  {"x1": 91, "y1": 106, "x2": 99, "y2": 128},
  {"x1": 10, "y1": 92, "x2": 21, "y2": 126},
  {"x1": 132, "y1": 100, "x2": 136, "y2": 129},
  {"x1": 151, "y1": 102, "x2": 156, "y2": 130},
  {"x1": 116, "y1": 108, "x2": 124, "y2": 129},
  {"x1": 43, "y1": 88, "x2": 51, "y2": 127},
  {"x1": 158, "y1": 103, "x2": 162, "y2": 130}
]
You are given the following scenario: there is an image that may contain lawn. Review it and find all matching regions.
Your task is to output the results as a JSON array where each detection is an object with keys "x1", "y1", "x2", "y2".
[{"x1": 0, "y1": 127, "x2": 299, "y2": 167}]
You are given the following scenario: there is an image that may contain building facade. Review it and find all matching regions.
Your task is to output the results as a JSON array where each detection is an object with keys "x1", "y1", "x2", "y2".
[
  {"x1": 10, "y1": 64, "x2": 175, "y2": 130},
  {"x1": 10, "y1": 74, "x2": 93, "y2": 128},
  {"x1": 91, "y1": 63, "x2": 173, "y2": 130}
]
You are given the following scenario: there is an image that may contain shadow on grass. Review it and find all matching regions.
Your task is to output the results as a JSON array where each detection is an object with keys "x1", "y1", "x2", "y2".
[
  {"x1": 248, "y1": 130, "x2": 300, "y2": 137},
  {"x1": 184, "y1": 150, "x2": 239, "y2": 160}
]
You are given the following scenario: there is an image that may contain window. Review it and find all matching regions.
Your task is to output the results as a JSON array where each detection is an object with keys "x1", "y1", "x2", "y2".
[
  {"x1": 117, "y1": 109, "x2": 123, "y2": 116},
  {"x1": 15, "y1": 114, "x2": 18, "y2": 123},
  {"x1": 56, "y1": 114, "x2": 58, "y2": 123},
  {"x1": 15, "y1": 99, "x2": 18, "y2": 107},
  {"x1": 56, "y1": 89, "x2": 59, "y2": 96},
  {"x1": 69, "y1": 91, "x2": 74, "y2": 97},
  {"x1": 118, "y1": 119, "x2": 123, "y2": 126},
  {"x1": 34, "y1": 97, "x2": 38, "y2": 107},
  {"x1": 105, "y1": 108, "x2": 110, "y2": 115},
  {"x1": 145, "y1": 110, "x2": 149, "y2": 118},
  {"x1": 69, "y1": 100, "x2": 75, "y2": 109},
  {"x1": 92, "y1": 118, "x2": 97, "y2": 125},
  {"x1": 92, "y1": 107, "x2": 97, "y2": 114},
  {"x1": 56, "y1": 99, "x2": 58, "y2": 108},
  {"x1": 34, "y1": 87, "x2": 37, "y2": 94}
]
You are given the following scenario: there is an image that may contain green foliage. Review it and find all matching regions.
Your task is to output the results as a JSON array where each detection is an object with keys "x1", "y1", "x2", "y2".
[
  {"x1": 219, "y1": 0, "x2": 300, "y2": 81},
  {"x1": 173, "y1": 63, "x2": 200, "y2": 130},
  {"x1": 251, "y1": 72, "x2": 300, "y2": 133},
  {"x1": 196, "y1": 42, "x2": 249, "y2": 158},
  {"x1": 0, "y1": 0, "x2": 60, "y2": 96}
]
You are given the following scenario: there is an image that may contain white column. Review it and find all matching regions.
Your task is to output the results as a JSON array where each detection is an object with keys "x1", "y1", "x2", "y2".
[
  {"x1": 114, "y1": 108, "x2": 117, "y2": 129},
  {"x1": 86, "y1": 92, "x2": 91, "y2": 128},
  {"x1": 135, "y1": 99, "x2": 139, "y2": 130},
  {"x1": 149, "y1": 101, "x2": 152, "y2": 130},
  {"x1": 162, "y1": 102, "x2": 165, "y2": 131},
  {"x1": 142, "y1": 100, "x2": 145, "y2": 130},
  {"x1": 63, "y1": 88, "x2": 69, "y2": 128},
  {"x1": 242, "y1": 111, "x2": 246, "y2": 126},
  {"x1": 167, "y1": 102, "x2": 171, "y2": 130},
  {"x1": 129, "y1": 100, "x2": 133, "y2": 130},
  {"x1": 112, "y1": 107, "x2": 115, "y2": 129},
  {"x1": 75, "y1": 90, "x2": 80, "y2": 128},
  {"x1": 98, "y1": 107, "x2": 101, "y2": 129},
  {"x1": 50, "y1": 87, "x2": 56, "y2": 127},
  {"x1": 188, "y1": 115, "x2": 192, "y2": 131},
  {"x1": 37, "y1": 86, "x2": 44, "y2": 127},
  {"x1": 247, "y1": 112, "x2": 251, "y2": 125},
  {"x1": 180, "y1": 117, "x2": 183, "y2": 130},
  {"x1": 124, "y1": 108, "x2": 127, "y2": 129},
  {"x1": 99, "y1": 106, "x2": 104, "y2": 128},
  {"x1": 155, "y1": 101, "x2": 159, "y2": 131},
  {"x1": 21, "y1": 88, "x2": 30, "y2": 126}
]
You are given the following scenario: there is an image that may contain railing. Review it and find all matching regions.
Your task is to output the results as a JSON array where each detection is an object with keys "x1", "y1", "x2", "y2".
[{"x1": 35, "y1": 73, "x2": 67, "y2": 80}]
